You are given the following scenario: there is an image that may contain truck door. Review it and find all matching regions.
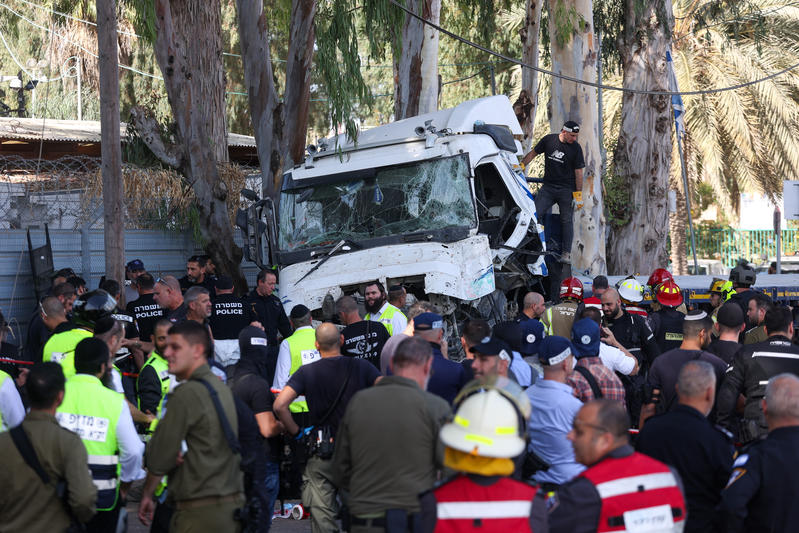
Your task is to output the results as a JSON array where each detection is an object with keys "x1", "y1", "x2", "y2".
[{"x1": 473, "y1": 162, "x2": 518, "y2": 248}]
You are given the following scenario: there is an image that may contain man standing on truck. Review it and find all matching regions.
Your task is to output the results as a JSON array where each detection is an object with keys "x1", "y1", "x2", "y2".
[{"x1": 522, "y1": 121, "x2": 585, "y2": 263}]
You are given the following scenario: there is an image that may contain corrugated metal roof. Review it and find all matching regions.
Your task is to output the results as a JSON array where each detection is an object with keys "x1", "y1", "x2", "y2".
[{"x1": 0, "y1": 117, "x2": 257, "y2": 147}]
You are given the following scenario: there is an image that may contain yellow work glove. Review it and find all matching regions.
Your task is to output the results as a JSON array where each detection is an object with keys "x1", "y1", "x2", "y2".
[{"x1": 572, "y1": 191, "x2": 584, "y2": 210}]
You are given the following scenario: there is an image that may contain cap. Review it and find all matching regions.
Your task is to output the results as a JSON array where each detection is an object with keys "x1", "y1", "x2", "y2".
[
  {"x1": 717, "y1": 302, "x2": 744, "y2": 328},
  {"x1": 414, "y1": 312, "x2": 444, "y2": 331},
  {"x1": 571, "y1": 318, "x2": 600, "y2": 358},
  {"x1": 215, "y1": 275, "x2": 234, "y2": 290},
  {"x1": 470, "y1": 337, "x2": 512, "y2": 361},
  {"x1": 388, "y1": 284, "x2": 404, "y2": 292},
  {"x1": 519, "y1": 319, "x2": 545, "y2": 356},
  {"x1": 492, "y1": 322, "x2": 523, "y2": 352},
  {"x1": 290, "y1": 304, "x2": 311, "y2": 319},
  {"x1": 239, "y1": 325, "x2": 269, "y2": 358},
  {"x1": 126, "y1": 259, "x2": 145, "y2": 272},
  {"x1": 538, "y1": 336, "x2": 573, "y2": 366},
  {"x1": 563, "y1": 120, "x2": 580, "y2": 133}
]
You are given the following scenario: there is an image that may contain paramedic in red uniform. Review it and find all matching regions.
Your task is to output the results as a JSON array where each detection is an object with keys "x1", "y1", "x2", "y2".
[{"x1": 548, "y1": 399, "x2": 687, "y2": 533}]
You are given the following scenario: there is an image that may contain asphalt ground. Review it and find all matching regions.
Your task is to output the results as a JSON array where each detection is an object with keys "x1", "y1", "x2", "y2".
[{"x1": 125, "y1": 499, "x2": 312, "y2": 533}]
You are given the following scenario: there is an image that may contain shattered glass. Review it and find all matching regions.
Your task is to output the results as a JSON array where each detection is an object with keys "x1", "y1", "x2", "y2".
[{"x1": 279, "y1": 154, "x2": 476, "y2": 251}]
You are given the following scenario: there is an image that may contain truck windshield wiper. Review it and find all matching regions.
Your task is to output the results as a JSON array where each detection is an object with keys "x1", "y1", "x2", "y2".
[{"x1": 294, "y1": 239, "x2": 361, "y2": 286}]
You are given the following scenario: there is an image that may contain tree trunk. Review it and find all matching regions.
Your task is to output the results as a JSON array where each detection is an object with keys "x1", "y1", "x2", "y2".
[
  {"x1": 519, "y1": 0, "x2": 544, "y2": 152},
  {"x1": 547, "y1": 0, "x2": 606, "y2": 275},
  {"x1": 97, "y1": 0, "x2": 125, "y2": 301},
  {"x1": 152, "y1": 0, "x2": 246, "y2": 290},
  {"x1": 418, "y1": 0, "x2": 440, "y2": 114},
  {"x1": 606, "y1": 0, "x2": 674, "y2": 275},
  {"x1": 394, "y1": 0, "x2": 427, "y2": 119},
  {"x1": 235, "y1": 0, "x2": 284, "y2": 202},
  {"x1": 669, "y1": 173, "x2": 688, "y2": 274},
  {"x1": 283, "y1": 0, "x2": 317, "y2": 164}
]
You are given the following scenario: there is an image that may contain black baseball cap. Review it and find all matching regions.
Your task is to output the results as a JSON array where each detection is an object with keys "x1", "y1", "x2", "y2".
[
  {"x1": 414, "y1": 312, "x2": 444, "y2": 331},
  {"x1": 126, "y1": 259, "x2": 145, "y2": 272},
  {"x1": 290, "y1": 304, "x2": 311, "y2": 319},
  {"x1": 563, "y1": 120, "x2": 580, "y2": 133}
]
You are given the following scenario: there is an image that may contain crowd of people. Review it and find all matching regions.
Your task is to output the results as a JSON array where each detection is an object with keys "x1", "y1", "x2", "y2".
[{"x1": 1, "y1": 254, "x2": 799, "y2": 533}]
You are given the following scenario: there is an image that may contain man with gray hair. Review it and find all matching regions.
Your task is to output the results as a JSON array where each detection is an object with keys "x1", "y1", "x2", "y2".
[
  {"x1": 332, "y1": 336, "x2": 451, "y2": 530},
  {"x1": 637, "y1": 360, "x2": 734, "y2": 532},
  {"x1": 718, "y1": 373, "x2": 799, "y2": 532},
  {"x1": 184, "y1": 286, "x2": 212, "y2": 325}
]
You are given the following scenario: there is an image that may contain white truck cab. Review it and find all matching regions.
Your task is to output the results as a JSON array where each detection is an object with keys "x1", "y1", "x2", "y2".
[{"x1": 240, "y1": 95, "x2": 547, "y2": 322}]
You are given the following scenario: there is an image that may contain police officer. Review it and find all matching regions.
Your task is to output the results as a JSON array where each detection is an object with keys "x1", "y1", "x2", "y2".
[
  {"x1": 0, "y1": 362, "x2": 97, "y2": 532},
  {"x1": 649, "y1": 280, "x2": 686, "y2": 353},
  {"x1": 542, "y1": 276, "x2": 583, "y2": 337},
  {"x1": 413, "y1": 313, "x2": 469, "y2": 404},
  {"x1": 43, "y1": 289, "x2": 116, "y2": 379},
  {"x1": 209, "y1": 275, "x2": 259, "y2": 367},
  {"x1": 56, "y1": 337, "x2": 144, "y2": 532},
  {"x1": 637, "y1": 360, "x2": 734, "y2": 533},
  {"x1": 419, "y1": 379, "x2": 547, "y2": 532},
  {"x1": 178, "y1": 254, "x2": 217, "y2": 294},
  {"x1": 125, "y1": 272, "x2": 164, "y2": 348},
  {"x1": 718, "y1": 373, "x2": 799, "y2": 532},
  {"x1": 248, "y1": 269, "x2": 292, "y2": 376},
  {"x1": 364, "y1": 280, "x2": 407, "y2": 336},
  {"x1": 272, "y1": 304, "x2": 320, "y2": 414},
  {"x1": 548, "y1": 399, "x2": 687, "y2": 533},
  {"x1": 717, "y1": 306, "x2": 799, "y2": 443}
]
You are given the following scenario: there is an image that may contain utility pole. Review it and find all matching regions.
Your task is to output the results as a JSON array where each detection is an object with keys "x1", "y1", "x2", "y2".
[{"x1": 97, "y1": 0, "x2": 125, "y2": 303}]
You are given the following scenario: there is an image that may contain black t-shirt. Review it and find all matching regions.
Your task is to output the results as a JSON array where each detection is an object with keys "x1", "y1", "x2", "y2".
[
  {"x1": 209, "y1": 294, "x2": 257, "y2": 341},
  {"x1": 126, "y1": 293, "x2": 164, "y2": 342},
  {"x1": 708, "y1": 339, "x2": 741, "y2": 366},
  {"x1": 340, "y1": 320, "x2": 390, "y2": 369},
  {"x1": 230, "y1": 370, "x2": 281, "y2": 462},
  {"x1": 167, "y1": 303, "x2": 188, "y2": 324},
  {"x1": 287, "y1": 356, "x2": 380, "y2": 435},
  {"x1": 534, "y1": 133, "x2": 585, "y2": 190},
  {"x1": 179, "y1": 275, "x2": 217, "y2": 295}
]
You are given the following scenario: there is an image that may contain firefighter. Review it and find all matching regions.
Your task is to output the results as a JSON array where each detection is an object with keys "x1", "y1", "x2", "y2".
[
  {"x1": 708, "y1": 278, "x2": 735, "y2": 325},
  {"x1": 649, "y1": 280, "x2": 686, "y2": 353},
  {"x1": 646, "y1": 268, "x2": 674, "y2": 313},
  {"x1": 548, "y1": 399, "x2": 687, "y2": 532},
  {"x1": 617, "y1": 277, "x2": 647, "y2": 318},
  {"x1": 419, "y1": 378, "x2": 547, "y2": 532},
  {"x1": 542, "y1": 277, "x2": 583, "y2": 338}
]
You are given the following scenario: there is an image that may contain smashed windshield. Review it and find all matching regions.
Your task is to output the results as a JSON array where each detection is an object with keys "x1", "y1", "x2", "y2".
[{"x1": 279, "y1": 154, "x2": 476, "y2": 251}]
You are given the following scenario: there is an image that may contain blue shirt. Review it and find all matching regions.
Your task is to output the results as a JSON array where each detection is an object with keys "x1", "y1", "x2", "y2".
[
  {"x1": 426, "y1": 343, "x2": 468, "y2": 405},
  {"x1": 510, "y1": 351, "x2": 534, "y2": 388},
  {"x1": 526, "y1": 379, "x2": 584, "y2": 484}
]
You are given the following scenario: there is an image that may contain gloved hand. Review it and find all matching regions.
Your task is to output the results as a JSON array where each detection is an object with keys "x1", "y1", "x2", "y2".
[{"x1": 572, "y1": 191, "x2": 584, "y2": 210}]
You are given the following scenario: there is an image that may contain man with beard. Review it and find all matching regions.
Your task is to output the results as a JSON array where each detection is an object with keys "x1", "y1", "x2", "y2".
[
  {"x1": 178, "y1": 255, "x2": 216, "y2": 294},
  {"x1": 56, "y1": 337, "x2": 144, "y2": 532},
  {"x1": 363, "y1": 281, "x2": 407, "y2": 336},
  {"x1": 601, "y1": 287, "x2": 660, "y2": 424},
  {"x1": 645, "y1": 311, "x2": 727, "y2": 416},
  {"x1": 185, "y1": 286, "x2": 213, "y2": 326}
]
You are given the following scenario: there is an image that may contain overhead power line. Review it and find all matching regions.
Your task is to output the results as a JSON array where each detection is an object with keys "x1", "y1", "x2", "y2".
[{"x1": 387, "y1": 0, "x2": 799, "y2": 97}]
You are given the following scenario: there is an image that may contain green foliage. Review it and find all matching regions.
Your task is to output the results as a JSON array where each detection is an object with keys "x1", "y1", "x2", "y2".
[
  {"x1": 315, "y1": 0, "x2": 374, "y2": 142},
  {"x1": 551, "y1": 0, "x2": 586, "y2": 48}
]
